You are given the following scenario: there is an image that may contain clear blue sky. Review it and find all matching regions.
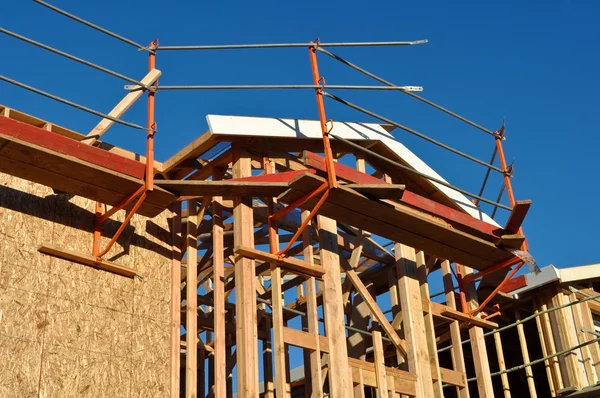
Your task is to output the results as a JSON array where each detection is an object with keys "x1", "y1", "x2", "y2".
[{"x1": 2, "y1": 0, "x2": 599, "y2": 271}]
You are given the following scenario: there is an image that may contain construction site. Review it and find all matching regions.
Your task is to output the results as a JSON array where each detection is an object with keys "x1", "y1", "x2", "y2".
[{"x1": 2, "y1": 2, "x2": 600, "y2": 398}]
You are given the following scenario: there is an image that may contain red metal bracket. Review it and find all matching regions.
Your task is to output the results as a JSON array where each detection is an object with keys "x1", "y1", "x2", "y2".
[{"x1": 92, "y1": 39, "x2": 158, "y2": 261}]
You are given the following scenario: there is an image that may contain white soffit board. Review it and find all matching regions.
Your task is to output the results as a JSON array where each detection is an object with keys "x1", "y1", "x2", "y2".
[{"x1": 207, "y1": 114, "x2": 499, "y2": 226}]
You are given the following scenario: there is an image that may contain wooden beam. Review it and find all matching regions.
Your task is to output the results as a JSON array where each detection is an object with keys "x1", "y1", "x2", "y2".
[
  {"x1": 395, "y1": 243, "x2": 434, "y2": 397},
  {"x1": 156, "y1": 179, "x2": 290, "y2": 197},
  {"x1": 38, "y1": 245, "x2": 136, "y2": 278},
  {"x1": 185, "y1": 199, "x2": 198, "y2": 398},
  {"x1": 170, "y1": 203, "x2": 182, "y2": 398},
  {"x1": 162, "y1": 131, "x2": 217, "y2": 178},
  {"x1": 212, "y1": 168, "x2": 227, "y2": 398},
  {"x1": 232, "y1": 147, "x2": 259, "y2": 396},
  {"x1": 234, "y1": 246, "x2": 325, "y2": 279},
  {"x1": 83, "y1": 69, "x2": 162, "y2": 145},
  {"x1": 318, "y1": 215, "x2": 353, "y2": 397},
  {"x1": 0, "y1": 117, "x2": 175, "y2": 217},
  {"x1": 504, "y1": 200, "x2": 531, "y2": 234}
]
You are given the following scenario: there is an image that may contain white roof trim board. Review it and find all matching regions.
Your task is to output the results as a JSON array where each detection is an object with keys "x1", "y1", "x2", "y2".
[{"x1": 207, "y1": 114, "x2": 499, "y2": 226}]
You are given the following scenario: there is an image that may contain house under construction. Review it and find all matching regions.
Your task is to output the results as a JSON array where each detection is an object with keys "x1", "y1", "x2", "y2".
[{"x1": 2, "y1": 2, "x2": 600, "y2": 398}]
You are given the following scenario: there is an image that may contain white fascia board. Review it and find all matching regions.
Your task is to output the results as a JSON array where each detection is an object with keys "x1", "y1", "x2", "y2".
[
  {"x1": 207, "y1": 114, "x2": 499, "y2": 226},
  {"x1": 559, "y1": 263, "x2": 600, "y2": 284}
]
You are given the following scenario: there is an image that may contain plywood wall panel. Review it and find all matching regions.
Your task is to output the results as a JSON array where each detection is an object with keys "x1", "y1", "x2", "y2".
[{"x1": 0, "y1": 172, "x2": 172, "y2": 398}]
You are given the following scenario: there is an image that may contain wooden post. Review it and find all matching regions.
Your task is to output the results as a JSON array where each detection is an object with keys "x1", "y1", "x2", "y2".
[
  {"x1": 441, "y1": 260, "x2": 470, "y2": 398},
  {"x1": 569, "y1": 292, "x2": 596, "y2": 386},
  {"x1": 232, "y1": 147, "x2": 259, "y2": 396},
  {"x1": 302, "y1": 210, "x2": 324, "y2": 398},
  {"x1": 318, "y1": 215, "x2": 353, "y2": 397},
  {"x1": 539, "y1": 294, "x2": 564, "y2": 391},
  {"x1": 533, "y1": 297, "x2": 556, "y2": 397},
  {"x1": 212, "y1": 168, "x2": 227, "y2": 398},
  {"x1": 186, "y1": 199, "x2": 198, "y2": 398},
  {"x1": 550, "y1": 286, "x2": 584, "y2": 389},
  {"x1": 270, "y1": 218, "x2": 288, "y2": 398},
  {"x1": 373, "y1": 329, "x2": 389, "y2": 398},
  {"x1": 459, "y1": 264, "x2": 494, "y2": 398},
  {"x1": 170, "y1": 202, "x2": 182, "y2": 398},
  {"x1": 492, "y1": 331, "x2": 510, "y2": 398},
  {"x1": 395, "y1": 243, "x2": 434, "y2": 397},
  {"x1": 415, "y1": 251, "x2": 443, "y2": 398},
  {"x1": 516, "y1": 310, "x2": 537, "y2": 398},
  {"x1": 580, "y1": 301, "x2": 600, "y2": 379}
]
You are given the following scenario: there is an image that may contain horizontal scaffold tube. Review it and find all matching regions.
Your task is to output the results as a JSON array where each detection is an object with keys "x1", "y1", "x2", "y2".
[
  {"x1": 0, "y1": 75, "x2": 143, "y2": 129},
  {"x1": 157, "y1": 40, "x2": 428, "y2": 51},
  {"x1": 316, "y1": 46, "x2": 498, "y2": 138},
  {"x1": 33, "y1": 0, "x2": 149, "y2": 51}
]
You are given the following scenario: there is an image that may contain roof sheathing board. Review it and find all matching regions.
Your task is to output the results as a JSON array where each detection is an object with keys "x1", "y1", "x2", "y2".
[{"x1": 206, "y1": 114, "x2": 500, "y2": 227}]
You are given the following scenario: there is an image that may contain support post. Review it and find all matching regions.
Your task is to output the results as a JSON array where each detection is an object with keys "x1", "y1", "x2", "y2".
[
  {"x1": 212, "y1": 168, "x2": 227, "y2": 398},
  {"x1": 415, "y1": 251, "x2": 443, "y2": 398},
  {"x1": 441, "y1": 260, "x2": 469, "y2": 398},
  {"x1": 373, "y1": 328, "x2": 389, "y2": 398},
  {"x1": 493, "y1": 332, "x2": 511, "y2": 398},
  {"x1": 232, "y1": 146, "x2": 259, "y2": 397},
  {"x1": 318, "y1": 215, "x2": 352, "y2": 397},
  {"x1": 302, "y1": 210, "x2": 324, "y2": 397},
  {"x1": 170, "y1": 202, "x2": 182, "y2": 398},
  {"x1": 186, "y1": 199, "x2": 198, "y2": 398},
  {"x1": 516, "y1": 310, "x2": 537, "y2": 398},
  {"x1": 459, "y1": 264, "x2": 494, "y2": 398},
  {"x1": 395, "y1": 243, "x2": 434, "y2": 397}
]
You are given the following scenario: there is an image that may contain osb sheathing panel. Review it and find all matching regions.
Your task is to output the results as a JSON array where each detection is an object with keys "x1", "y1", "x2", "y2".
[{"x1": 0, "y1": 173, "x2": 172, "y2": 398}]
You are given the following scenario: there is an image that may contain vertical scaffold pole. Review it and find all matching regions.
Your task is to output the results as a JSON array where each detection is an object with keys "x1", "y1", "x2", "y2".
[{"x1": 309, "y1": 40, "x2": 337, "y2": 188}]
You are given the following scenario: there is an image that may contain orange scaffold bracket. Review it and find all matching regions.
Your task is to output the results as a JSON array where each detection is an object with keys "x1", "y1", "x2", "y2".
[
  {"x1": 92, "y1": 39, "x2": 158, "y2": 262},
  {"x1": 266, "y1": 39, "x2": 337, "y2": 261}
]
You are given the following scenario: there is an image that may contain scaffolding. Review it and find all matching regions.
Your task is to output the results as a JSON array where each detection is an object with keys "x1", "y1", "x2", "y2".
[{"x1": 5, "y1": 2, "x2": 596, "y2": 398}]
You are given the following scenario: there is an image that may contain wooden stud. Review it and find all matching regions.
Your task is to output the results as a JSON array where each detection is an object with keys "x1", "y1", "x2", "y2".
[
  {"x1": 212, "y1": 168, "x2": 227, "y2": 398},
  {"x1": 569, "y1": 292, "x2": 596, "y2": 386},
  {"x1": 539, "y1": 294, "x2": 565, "y2": 391},
  {"x1": 415, "y1": 250, "x2": 443, "y2": 398},
  {"x1": 516, "y1": 310, "x2": 537, "y2": 398},
  {"x1": 550, "y1": 286, "x2": 584, "y2": 389},
  {"x1": 459, "y1": 264, "x2": 494, "y2": 398},
  {"x1": 373, "y1": 329, "x2": 389, "y2": 398},
  {"x1": 395, "y1": 243, "x2": 434, "y2": 397},
  {"x1": 232, "y1": 147, "x2": 259, "y2": 397},
  {"x1": 580, "y1": 301, "x2": 600, "y2": 379},
  {"x1": 493, "y1": 332, "x2": 511, "y2": 398},
  {"x1": 533, "y1": 297, "x2": 556, "y2": 397},
  {"x1": 170, "y1": 202, "x2": 182, "y2": 398},
  {"x1": 186, "y1": 199, "x2": 198, "y2": 398},
  {"x1": 318, "y1": 215, "x2": 353, "y2": 397},
  {"x1": 301, "y1": 210, "x2": 324, "y2": 398}
]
